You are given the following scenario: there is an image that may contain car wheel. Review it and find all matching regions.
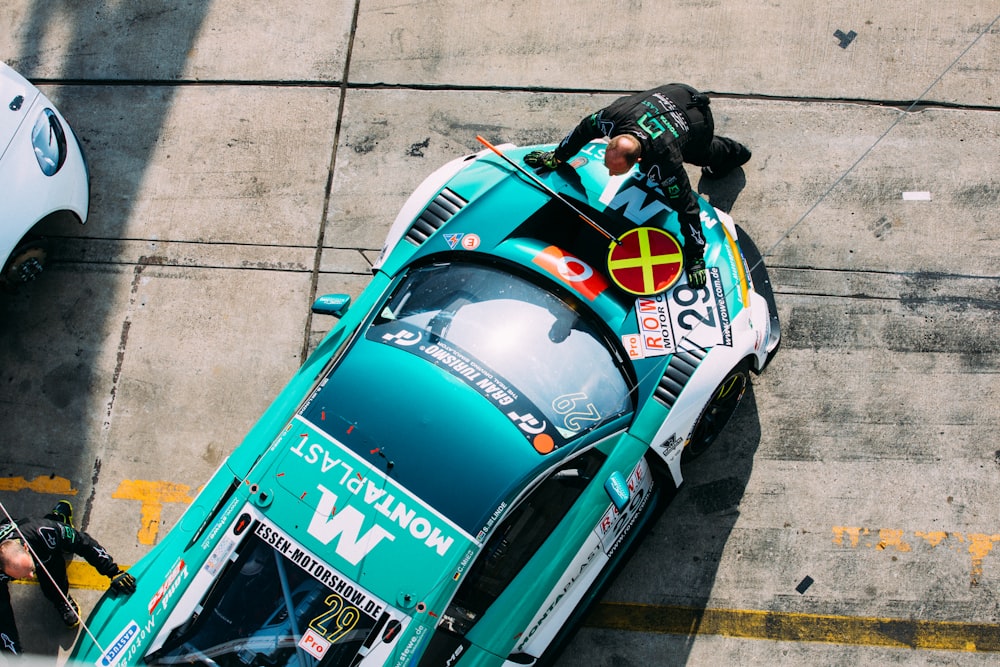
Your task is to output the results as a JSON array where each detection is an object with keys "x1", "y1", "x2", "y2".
[
  {"x1": 682, "y1": 359, "x2": 751, "y2": 462},
  {"x1": 2, "y1": 239, "x2": 49, "y2": 285}
]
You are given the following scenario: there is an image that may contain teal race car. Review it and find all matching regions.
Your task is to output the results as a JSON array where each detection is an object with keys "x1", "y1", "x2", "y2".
[{"x1": 71, "y1": 138, "x2": 779, "y2": 667}]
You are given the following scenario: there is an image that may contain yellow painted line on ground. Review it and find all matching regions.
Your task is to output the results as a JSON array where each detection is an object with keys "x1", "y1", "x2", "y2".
[
  {"x1": 0, "y1": 475, "x2": 77, "y2": 495},
  {"x1": 13, "y1": 562, "x2": 124, "y2": 591},
  {"x1": 833, "y1": 526, "x2": 1000, "y2": 587},
  {"x1": 585, "y1": 602, "x2": 1000, "y2": 652},
  {"x1": 112, "y1": 479, "x2": 198, "y2": 545}
]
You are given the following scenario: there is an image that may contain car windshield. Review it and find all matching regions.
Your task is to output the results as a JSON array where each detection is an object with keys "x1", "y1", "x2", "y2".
[
  {"x1": 370, "y1": 261, "x2": 632, "y2": 446},
  {"x1": 144, "y1": 519, "x2": 404, "y2": 666}
]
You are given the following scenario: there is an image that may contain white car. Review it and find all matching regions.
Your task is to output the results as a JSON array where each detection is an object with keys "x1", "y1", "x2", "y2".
[{"x1": 1, "y1": 62, "x2": 89, "y2": 286}]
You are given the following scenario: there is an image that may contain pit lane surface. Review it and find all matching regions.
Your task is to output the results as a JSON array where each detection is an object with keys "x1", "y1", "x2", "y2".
[{"x1": 0, "y1": 1, "x2": 998, "y2": 664}]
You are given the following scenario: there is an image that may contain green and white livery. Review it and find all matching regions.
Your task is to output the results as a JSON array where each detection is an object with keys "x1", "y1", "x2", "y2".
[{"x1": 72, "y1": 140, "x2": 779, "y2": 666}]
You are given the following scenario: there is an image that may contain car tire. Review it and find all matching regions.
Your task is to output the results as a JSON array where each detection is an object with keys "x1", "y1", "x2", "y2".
[
  {"x1": 2, "y1": 238, "x2": 49, "y2": 286},
  {"x1": 682, "y1": 359, "x2": 751, "y2": 462}
]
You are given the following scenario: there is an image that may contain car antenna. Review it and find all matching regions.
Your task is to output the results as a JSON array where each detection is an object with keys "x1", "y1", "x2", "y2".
[
  {"x1": 370, "y1": 446, "x2": 394, "y2": 471},
  {"x1": 475, "y1": 135, "x2": 621, "y2": 246}
]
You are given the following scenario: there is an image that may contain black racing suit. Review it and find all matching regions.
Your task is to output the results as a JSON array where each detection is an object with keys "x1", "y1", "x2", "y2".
[
  {"x1": 0, "y1": 517, "x2": 120, "y2": 655},
  {"x1": 553, "y1": 83, "x2": 748, "y2": 261}
]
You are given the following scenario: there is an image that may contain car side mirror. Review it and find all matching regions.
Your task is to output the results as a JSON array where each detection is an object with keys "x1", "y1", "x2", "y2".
[
  {"x1": 311, "y1": 294, "x2": 351, "y2": 318},
  {"x1": 604, "y1": 471, "x2": 630, "y2": 511}
]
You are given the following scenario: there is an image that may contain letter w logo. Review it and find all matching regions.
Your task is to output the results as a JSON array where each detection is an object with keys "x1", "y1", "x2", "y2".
[{"x1": 308, "y1": 485, "x2": 395, "y2": 565}]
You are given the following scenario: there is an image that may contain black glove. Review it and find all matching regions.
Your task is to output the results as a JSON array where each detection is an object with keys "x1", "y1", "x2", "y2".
[
  {"x1": 524, "y1": 150, "x2": 559, "y2": 170},
  {"x1": 686, "y1": 257, "x2": 707, "y2": 289},
  {"x1": 109, "y1": 570, "x2": 137, "y2": 595}
]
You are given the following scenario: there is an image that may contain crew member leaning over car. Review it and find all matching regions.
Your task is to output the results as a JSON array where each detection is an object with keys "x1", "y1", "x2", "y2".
[
  {"x1": 0, "y1": 501, "x2": 136, "y2": 655},
  {"x1": 525, "y1": 83, "x2": 752, "y2": 289}
]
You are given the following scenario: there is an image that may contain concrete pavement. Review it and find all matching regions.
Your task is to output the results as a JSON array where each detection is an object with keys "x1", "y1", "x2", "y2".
[{"x1": 1, "y1": 0, "x2": 998, "y2": 663}]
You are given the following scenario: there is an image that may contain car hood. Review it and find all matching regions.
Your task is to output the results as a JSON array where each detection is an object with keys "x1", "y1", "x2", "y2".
[{"x1": 0, "y1": 62, "x2": 40, "y2": 162}]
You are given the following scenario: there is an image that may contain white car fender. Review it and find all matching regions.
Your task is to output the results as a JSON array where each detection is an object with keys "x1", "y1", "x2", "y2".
[
  {"x1": 648, "y1": 308, "x2": 758, "y2": 487},
  {"x1": 0, "y1": 64, "x2": 89, "y2": 272},
  {"x1": 371, "y1": 146, "x2": 507, "y2": 272}
]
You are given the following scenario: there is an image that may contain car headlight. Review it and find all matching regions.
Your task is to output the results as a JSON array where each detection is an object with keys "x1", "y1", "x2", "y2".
[{"x1": 31, "y1": 108, "x2": 67, "y2": 176}]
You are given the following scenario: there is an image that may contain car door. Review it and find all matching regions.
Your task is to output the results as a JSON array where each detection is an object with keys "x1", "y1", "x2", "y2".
[{"x1": 416, "y1": 447, "x2": 609, "y2": 666}]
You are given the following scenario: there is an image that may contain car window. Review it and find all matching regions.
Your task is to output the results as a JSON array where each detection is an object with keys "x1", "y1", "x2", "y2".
[
  {"x1": 144, "y1": 516, "x2": 408, "y2": 666},
  {"x1": 436, "y1": 447, "x2": 607, "y2": 636},
  {"x1": 370, "y1": 261, "x2": 632, "y2": 448}
]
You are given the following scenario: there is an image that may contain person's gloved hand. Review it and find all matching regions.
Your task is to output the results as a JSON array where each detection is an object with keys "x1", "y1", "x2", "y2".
[
  {"x1": 686, "y1": 257, "x2": 707, "y2": 289},
  {"x1": 524, "y1": 150, "x2": 559, "y2": 170},
  {"x1": 109, "y1": 570, "x2": 137, "y2": 595}
]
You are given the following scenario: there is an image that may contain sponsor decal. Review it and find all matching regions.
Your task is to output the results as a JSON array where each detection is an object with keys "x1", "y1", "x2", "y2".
[
  {"x1": 147, "y1": 559, "x2": 187, "y2": 614},
  {"x1": 551, "y1": 391, "x2": 603, "y2": 437},
  {"x1": 380, "y1": 328, "x2": 423, "y2": 347},
  {"x1": 531, "y1": 245, "x2": 608, "y2": 301},
  {"x1": 371, "y1": 321, "x2": 566, "y2": 451},
  {"x1": 607, "y1": 227, "x2": 684, "y2": 296},
  {"x1": 307, "y1": 484, "x2": 396, "y2": 563},
  {"x1": 605, "y1": 177, "x2": 671, "y2": 226},
  {"x1": 475, "y1": 501, "x2": 507, "y2": 543},
  {"x1": 515, "y1": 541, "x2": 603, "y2": 651},
  {"x1": 298, "y1": 628, "x2": 331, "y2": 660},
  {"x1": 630, "y1": 267, "x2": 732, "y2": 357},
  {"x1": 38, "y1": 526, "x2": 59, "y2": 550},
  {"x1": 638, "y1": 109, "x2": 680, "y2": 140},
  {"x1": 284, "y1": 416, "x2": 476, "y2": 568},
  {"x1": 595, "y1": 458, "x2": 654, "y2": 557},
  {"x1": 443, "y1": 233, "x2": 480, "y2": 250},
  {"x1": 98, "y1": 621, "x2": 139, "y2": 667},
  {"x1": 453, "y1": 547, "x2": 476, "y2": 580},
  {"x1": 255, "y1": 521, "x2": 387, "y2": 619},
  {"x1": 576, "y1": 141, "x2": 606, "y2": 163},
  {"x1": 634, "y1": 292, "x2": 677, "y2": 358},
  {"x1": 621, "y1": 333, "x2": 644, "y2": 360},
  {"x1": 395, "y1": 623, "x2": 429, "y2": 667},
  {"x1": 203, "y1": 536, "x2": 237, "y2": 576},
  {"x1": 199, "y1": 491, "x2": 244, "y2": 551},
  {"x1": 649, "y1": 93, "x2": 690, "y2": 133},
  {"x1": 658, "y1": 433, "x2": 684, "y2": 462}
]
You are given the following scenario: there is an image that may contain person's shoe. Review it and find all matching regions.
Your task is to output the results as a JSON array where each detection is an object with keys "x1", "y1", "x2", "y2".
[
  {"x1": 59, "y1": 595, "x2": 80, "y2": 628},
  {"x1": 49, "y1": 500, "x2": 74, "y2": 527},
  {"x1": 702, "y1": 145, "x2": 752, "y2": 179}
]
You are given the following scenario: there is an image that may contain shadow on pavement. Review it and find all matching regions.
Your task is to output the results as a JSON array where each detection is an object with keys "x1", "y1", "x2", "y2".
[
  {"x1": 697, "y1": 167, "x2": 748, "y2": 214},
  {"x1": 1, "y1": 0, "x2": 213, "y2": 657},
  {"x1": 564, "y1": 386, "x2": 762, "y2": 667}
]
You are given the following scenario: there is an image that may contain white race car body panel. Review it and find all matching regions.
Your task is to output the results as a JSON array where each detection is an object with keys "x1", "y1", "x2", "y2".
[{"x1": 0, "y1": 62, "x2": 89, "y2": 278}]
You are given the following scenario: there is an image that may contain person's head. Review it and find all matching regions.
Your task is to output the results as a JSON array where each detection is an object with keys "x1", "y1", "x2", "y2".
[
  {"x1": 0, "y1": 540, "x2": 35, "y2": 580},
  {"x1": 605, "y1": 135, "x2": 642, "y2": 175}
]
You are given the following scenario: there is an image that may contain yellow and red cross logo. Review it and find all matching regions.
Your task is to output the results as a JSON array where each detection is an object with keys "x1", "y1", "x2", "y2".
[{"x1": 606, "y1": 227, "x2": 684, "y2": 295}]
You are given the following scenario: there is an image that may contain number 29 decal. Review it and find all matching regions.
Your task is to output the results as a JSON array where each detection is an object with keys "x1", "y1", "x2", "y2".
[
  {"x1": 626, "y1": 267, "x2": 733, "y2": 359},
  {"x1": 552, "y1": 392, "x2": 601, "y2": 432},
  {"x1": 309, "y1": 593, "x2": 360, "y2": 644}
]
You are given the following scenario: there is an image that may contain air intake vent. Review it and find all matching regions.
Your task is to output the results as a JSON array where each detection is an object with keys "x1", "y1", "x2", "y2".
[
  {"x1": 653, "y1": 346, "x2": 708, "y2": 409},
  {"x1": 405, "y1": 188, "x2": 467, "y2": 246}
]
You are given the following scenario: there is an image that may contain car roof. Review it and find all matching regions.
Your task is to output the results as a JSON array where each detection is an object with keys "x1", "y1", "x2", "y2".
[{"x1": 296, "y1": 334, "x2": 553, "y2": 537}]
